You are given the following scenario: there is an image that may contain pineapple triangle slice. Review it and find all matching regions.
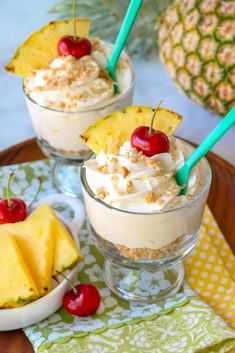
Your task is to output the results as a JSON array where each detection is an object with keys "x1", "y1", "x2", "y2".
[
  {"x1": 80, "y1": 106, "x2": 183, "y2": 154},
  {"x1": 5, "y1": 18, "x2": 90, "y2": 76},
  {"x1": 0, "y1": 234, "x2": 39, "y2": 308},
  {"x1": 0, "y1": 220, "x2": 54, "y2": 296},
  {"x1": 28, "y1": 204, "x2": 82, "y2": 276}
]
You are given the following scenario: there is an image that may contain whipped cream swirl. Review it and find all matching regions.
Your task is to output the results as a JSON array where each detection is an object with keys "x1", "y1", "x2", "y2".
[
  {"x1": 85, "y1": 138, "x2": 199, "y2": 213},
  {"x1": 24, "y1": 38, "x2": 132, "y2": 112}
]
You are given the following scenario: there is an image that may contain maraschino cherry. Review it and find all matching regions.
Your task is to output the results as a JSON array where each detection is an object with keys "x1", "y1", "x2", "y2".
[
  {"x1": 131, "y1": 100, "x2": 170, "y2": 157},
  {"x1": 59, "y1": 272, "x2": 101, "y2": 317},
  {"x1": 0, "y1": 173, "x2": 42, "y2": 224},
  {"x1": 57, "y1": 0, "x2": 92, "y2": 59},
  {"x1": 57, "y1": 36, "x2": 92, "y2": 59}
]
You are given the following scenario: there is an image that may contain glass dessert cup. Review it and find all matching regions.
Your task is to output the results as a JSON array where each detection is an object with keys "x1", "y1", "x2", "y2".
[
  {"x1": 23, "y1": 78, "x2": 134, "y2": 197},
  {"x1": 81, "y1": 144, "x2": 212, "y2": 303}
]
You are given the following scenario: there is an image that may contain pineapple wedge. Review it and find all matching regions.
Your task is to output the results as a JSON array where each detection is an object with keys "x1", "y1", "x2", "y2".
[
  {"x1": 80, "y1": 106, "x2": 183, "y2": 154},
  {"x1": 0, "y1": 220, "x2": 54, "y2": 296},
  {"x1": 5, "y1": 18, "x2": 90, "y2": 76},
  {"x1": 28, "y1": 204, "x2": 82, "y2": 275},
  {"x1": 0, "y1": 234, "x2": 39, "y2": 308}
]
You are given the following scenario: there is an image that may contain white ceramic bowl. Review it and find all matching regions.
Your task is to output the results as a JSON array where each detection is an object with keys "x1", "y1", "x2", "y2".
[{"x1": 0, "y1": 194, "x2": 85, "y2": 331}]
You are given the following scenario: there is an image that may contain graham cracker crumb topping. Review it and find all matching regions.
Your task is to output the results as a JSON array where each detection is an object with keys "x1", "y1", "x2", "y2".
[
  {"x1": 110, "y1": 157, "x2": 118, "y2": 164},
  {"x1": 145, "y1": 192, "x2": 156, "y2": 203},
  {"x1": 121, "y1": 166, "x2": 129, "y2": 178},
  {"x1": 96, "y1": 187, "x2": 109, "y2": 200},
  {"x1": 126, "y1": 181, "x2": 135, "y2": 194},
  {"x1": 131, "y1": 157, "x2": 138, "y2": 163},
  {"x1": 98, "y1": 164, "x2": 109, "y2": 174},
  {"x1": 146, "y1": 159, "x2": 160, "y2": 168}
]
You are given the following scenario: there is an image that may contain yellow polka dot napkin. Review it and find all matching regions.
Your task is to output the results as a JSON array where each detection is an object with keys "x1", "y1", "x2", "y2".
[{"x1": 184, "y1": 205, "x2": 235, "y2": 328}]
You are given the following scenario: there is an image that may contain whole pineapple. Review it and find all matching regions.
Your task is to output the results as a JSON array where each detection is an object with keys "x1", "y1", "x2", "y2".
[{"x1": 158, "y1": 0, "x2": 235, "y2": 115}]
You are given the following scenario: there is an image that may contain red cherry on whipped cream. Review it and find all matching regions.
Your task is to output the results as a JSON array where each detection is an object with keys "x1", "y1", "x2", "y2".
[
  {"x1": 57, "y1": 35, "x2": 92, "y2": 59},
  {"x1": 131, "y1": 100, "x2": 169, "y2": 157},
  {"x1": 131, "y1": 126, "x2": 169, "y2": 157}
]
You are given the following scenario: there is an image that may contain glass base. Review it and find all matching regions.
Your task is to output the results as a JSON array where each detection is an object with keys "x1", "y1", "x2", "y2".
[
  {"x1": 52, "y1": 160, "x2": 82, "y2": 197},
  {"x1": 103, "y1": 259, "x2": 184, "y2": 303}
]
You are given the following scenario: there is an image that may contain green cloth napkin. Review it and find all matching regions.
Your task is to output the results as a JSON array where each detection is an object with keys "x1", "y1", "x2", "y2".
[
  {"x1": 1, "y1": 160, "x2": 235, "y2": 353},
  {"x1": 43, "y1": 299, "x2": 235, "y2": 353}
]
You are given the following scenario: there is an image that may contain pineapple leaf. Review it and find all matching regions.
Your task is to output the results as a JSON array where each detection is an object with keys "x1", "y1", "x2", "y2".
[{"x1": 48, "y1": 0, "x2": 173, "y2": 57}]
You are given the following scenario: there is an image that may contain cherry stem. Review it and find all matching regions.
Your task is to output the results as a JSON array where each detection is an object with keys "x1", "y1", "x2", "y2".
[
  {"x1": 57, "y1": 271, "x2": 78, "y2": 295},
  {"x1": 52, "y1": 275, "x2": 60, "y2": 284},
  {"x1": 149, "y1": 99, "x2": 163, "y2": 135},
  {"x1": 7, "y1": 173, "x2": 14, "y2": 208},
  {"x1": 28, "y1": 177, "x2": 43, "y2": 208},
  {"x1": 73, "y1": 0, "x2": 77, "y2": 40}
]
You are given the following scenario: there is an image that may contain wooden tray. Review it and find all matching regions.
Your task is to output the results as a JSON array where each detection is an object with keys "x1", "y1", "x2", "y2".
[{"x1": 0, "y1": 138, "x2": 235, "y2": 353}]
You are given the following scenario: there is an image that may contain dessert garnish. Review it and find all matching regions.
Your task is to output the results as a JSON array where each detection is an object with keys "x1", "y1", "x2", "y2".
[
  {"x1": 5, "y1": 18, "x2": 90, "y2": 76},
  {"x1": 81, "y1": 104, "x2": 188, "y2": 214},
  {"x1": 131, "y1": 100, "x2": 170, "y2": 156},
  {"x1": 57, "y1": 36, "x2": 92, "y2": 59},
  {"x1": 57, "y1": 0, "x2": 92, "y2": 59},
  {"x1": 59, "y1": 271, "x2": 101, "y2": 317},
  {"x1": 0, "y1": 173, "x2": 42, "y2": 224},
  {"x1": 80, "y1": 105, "x2": 182, "y2": 155}
]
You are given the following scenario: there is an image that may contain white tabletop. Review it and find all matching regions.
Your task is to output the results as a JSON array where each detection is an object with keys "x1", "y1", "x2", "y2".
[{"x1": 1, "y1": 0, "x2": 235, "y2": 165}]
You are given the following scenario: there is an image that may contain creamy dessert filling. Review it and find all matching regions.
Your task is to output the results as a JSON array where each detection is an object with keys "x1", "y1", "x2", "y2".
[
  {"x1": 85, "y1": 137, "x2": 199, "y2": 213},
  {"x1": 81, "y1": 105, "x2": 210, "y2": 261},
  {"x1": 24, "y1": 38, "x2": 133, "y2": 112}
]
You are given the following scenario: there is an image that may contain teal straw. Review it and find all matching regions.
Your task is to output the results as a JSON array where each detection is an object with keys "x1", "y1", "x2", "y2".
[
  {"x1": 176, "y1": 107, "x2": 235, "y2": 195},
  {"x1": 106, "y1": 0, "x2": 142, "y2": 93}
]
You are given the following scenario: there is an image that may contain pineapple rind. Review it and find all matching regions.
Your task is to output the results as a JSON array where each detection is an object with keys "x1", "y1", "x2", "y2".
[
  {"x1": 58, "y1": 257, "x2": 81, "y2": 275},
  {"x1": 80, "y1": 106, "x2": 183, "y2": 154},
  {"x1": 2, "y1": 295, "x2": 39, "y2": 309},
  {"x1": 158, "y1": 0, "x2": 235, "y2": 115},
  {"x1": 5, "y1": 18, "x2": 90, "y2": 76}
]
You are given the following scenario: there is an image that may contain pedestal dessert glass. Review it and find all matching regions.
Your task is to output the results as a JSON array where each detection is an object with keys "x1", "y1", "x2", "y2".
[
  {"x1": 23, "y1": 66, "x2": 134, "y2": 197},
  {"x1": 81, "y1": 141, "x2": 212, "y2": 303}
]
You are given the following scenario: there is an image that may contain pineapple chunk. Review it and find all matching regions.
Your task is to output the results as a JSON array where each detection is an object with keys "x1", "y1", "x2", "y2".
[
  {"x1": 80, "y1": 106, "x2": 183, "y2": 154},
  {"x1": 5, "y1": 18, "x2": 90, "y2": 76},
  {"x1": 28, "y1": 204, "x2": 82, "y2": 275},
  {"x1": 0, "y1": 220, "x2": 54, "y2": 296},
  {"x1": 0, "y1": 234, "x2": 38, "y2": 308}
]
